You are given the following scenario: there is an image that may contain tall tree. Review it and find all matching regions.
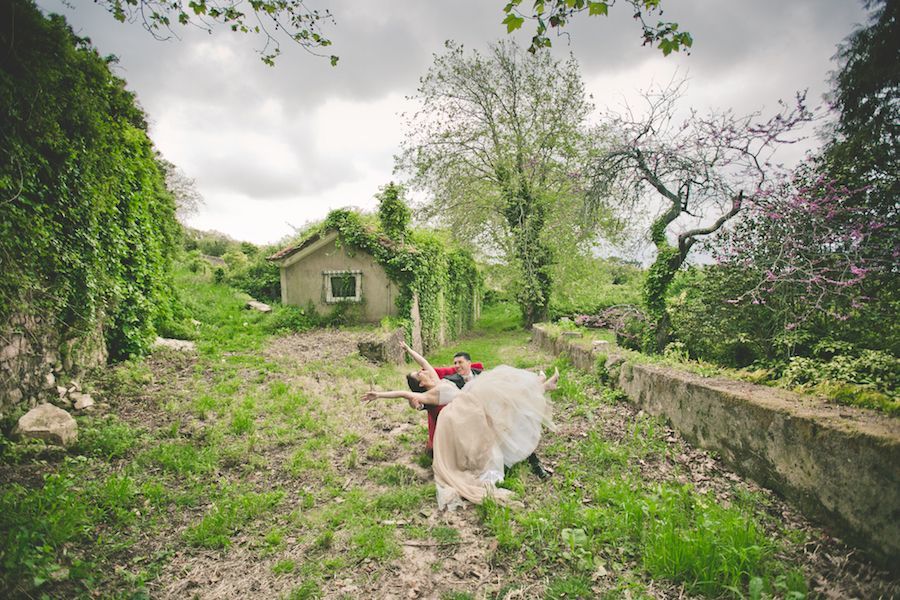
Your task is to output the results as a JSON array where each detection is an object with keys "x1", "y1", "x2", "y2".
[
  {"x1": 821, "y1": 0, "x2": 898, "y2": 269},
  {"x1": 588, "y1": 81, "x2": 815, "y2": 351},
  {"x1": 397, "y1": 40, "x2": 593, "y2": 328}
]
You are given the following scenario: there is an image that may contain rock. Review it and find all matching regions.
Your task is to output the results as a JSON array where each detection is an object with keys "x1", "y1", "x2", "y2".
[
  {"x1": 592, "y1": 340, "x2": 611, "y2": 351},
  {"x1": 68, "y1": 380, "x2": 81, "y2": 392},
  {"x1": 8, "y1": 388, "x2": 23, "y2": 404},
  {"x1": 358, "y1": 328, "x2": 405, "y2": 365},
  {"x1": 153, "y1": 337, "x2": 196, "y2": 352},
  {"x1": 0, "y1": 336, "x2": 24, "y2": 362},
  {"x1": 56, "y1": 385, "x2": 68, "y2": 398},
  {"x1": 561, "y1": 330, "x2": 583, "y2": 338},
  {"x1": 44, "y1": 371, "x2": 56, "y2": 388},
  {"x1": 245, "y1": 300, "x2": 272, "y2": 313},
  {"x1": 71, "y1": 392, "x2": 95, "y2": 410},
  {"x1": 13, "y1": 403, "x2": 78, "y2": 446}
]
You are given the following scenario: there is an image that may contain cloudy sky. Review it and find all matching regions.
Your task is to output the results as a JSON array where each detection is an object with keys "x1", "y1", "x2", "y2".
[{"x1": 38, "y1": 0, "x2": 869, "y2": 245}]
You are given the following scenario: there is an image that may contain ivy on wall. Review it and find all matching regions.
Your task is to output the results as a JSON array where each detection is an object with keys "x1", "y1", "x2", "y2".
[
  {"x1": 0, "y1": 0, "x2": 180, "y2": 360},
  {"x1": 319, "y1": 184, "x2": 481, "y2": 350}
]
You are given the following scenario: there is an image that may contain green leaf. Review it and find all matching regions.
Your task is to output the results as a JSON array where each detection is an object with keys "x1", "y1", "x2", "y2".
[
  {"x1": 588, "y1": 2, "x2": 608, "y2": 16},
  {"x1": 502, "y1": 14, "x2": 525, "y2": 33}
]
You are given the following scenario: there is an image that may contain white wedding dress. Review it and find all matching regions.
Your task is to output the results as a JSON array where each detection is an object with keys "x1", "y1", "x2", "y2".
[{"x1": 431, "y1": 365, "x2": 555, "y2": 510}]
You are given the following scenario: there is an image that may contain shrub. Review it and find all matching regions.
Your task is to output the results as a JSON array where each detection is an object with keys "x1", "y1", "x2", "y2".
[{"x1": 227, "y1": 253, "x2": 281, "y2": 302}]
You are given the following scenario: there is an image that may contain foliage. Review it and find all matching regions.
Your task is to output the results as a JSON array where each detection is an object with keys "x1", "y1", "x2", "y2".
[
  {"x1": 376, "y1": 182, "x2": 412, "y2": 243},
  {"x1": 549, "y1": 255, "x2": 644, "y2": 319},
  {"x1": 662, "y1": 5, "x2": 900, "y2": 394},
  {"x1": 822, "y1": 0, "x2": 898, "y2": 243},
  {"x1": 589, "y1": 80, "x2": 815, "y2": 351},
  {"x1": 183, "y1": 227, "x2": 236, "y2": 257},
  {"x1": 92, "y1": 0, "x2": 338, "y2": 66},
  {"x1": 0, "y1": 0, "x2": 181, "y2": 360},
  {"x1": 226, "y1": 251, "x2": 282, "y2": 302},
  {"x1": 707, "y1": 166, "x2": 895, "y2": 330},
  {"x1": 501, "y1": 0, "x2": 692, "y2": 56},
  {"x1": 399, "y1": 41, "x2": 603, "y2": 327}
]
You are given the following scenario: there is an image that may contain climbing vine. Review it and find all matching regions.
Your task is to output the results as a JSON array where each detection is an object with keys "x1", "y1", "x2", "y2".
[{"x1": 0, "y1": 0, "x2": 180, "y2": 360}]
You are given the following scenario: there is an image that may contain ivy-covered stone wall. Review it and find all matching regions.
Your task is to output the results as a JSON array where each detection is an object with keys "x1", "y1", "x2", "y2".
[{"x1": 0, "y1": 0, "x2": 180, "y2": 414}]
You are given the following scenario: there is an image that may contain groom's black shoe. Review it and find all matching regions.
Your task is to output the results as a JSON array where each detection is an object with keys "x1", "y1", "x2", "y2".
[{"x1": 527, "y1": 452, "x2": 551, "y2": 480}]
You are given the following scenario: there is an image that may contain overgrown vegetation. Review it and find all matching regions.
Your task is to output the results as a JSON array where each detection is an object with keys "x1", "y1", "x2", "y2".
[
  {"x1": 0, "y1": 266, "x2": 836, "y2": 598},
  {"x1": 0, "y1": 0, "x2": 182, "y2": 360}
]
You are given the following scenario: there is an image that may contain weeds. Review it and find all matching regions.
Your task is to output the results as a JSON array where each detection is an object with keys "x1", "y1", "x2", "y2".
[{"x1": 184, "y1": 488, "x2": 284, "y2": 549}]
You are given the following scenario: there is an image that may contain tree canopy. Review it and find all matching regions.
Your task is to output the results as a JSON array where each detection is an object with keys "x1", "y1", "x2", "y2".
[{"x1": 397, "y1": 40, "x2": 604, "y2": 327}]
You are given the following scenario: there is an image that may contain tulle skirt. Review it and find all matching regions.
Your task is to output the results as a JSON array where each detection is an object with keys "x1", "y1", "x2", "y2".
[{"x1": 431, "y1": 365, "x2": 555, "y2": 510}]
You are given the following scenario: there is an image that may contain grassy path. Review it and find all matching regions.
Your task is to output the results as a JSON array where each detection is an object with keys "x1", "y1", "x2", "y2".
[{"x1": 1, "y1": 270, "x2": 896, "y2": 599}]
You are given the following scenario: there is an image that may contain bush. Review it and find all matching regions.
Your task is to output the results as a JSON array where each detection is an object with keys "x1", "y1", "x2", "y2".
[
  {"x1": 265, "y1": 304, "x2": 316, "y2": 334},
  {"x1": 781, "y1": 350, "x2": 898, "y2": 393},
  {"x1": 226, "y1": 253, "x2": 281, "y2": 302}
]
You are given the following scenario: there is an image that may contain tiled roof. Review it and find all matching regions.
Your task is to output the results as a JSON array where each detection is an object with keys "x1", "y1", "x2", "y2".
[
  {"x1": 267, "y1": 227, "x2": 405, "y2": 263},
  {"x1": 266, "y1": 232, "x2": 324, "y2": 262}
]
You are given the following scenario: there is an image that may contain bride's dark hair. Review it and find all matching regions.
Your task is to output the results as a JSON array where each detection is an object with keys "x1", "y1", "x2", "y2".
[{"x1": 406, "y1": 372, "x2": 426, "y2": 393}]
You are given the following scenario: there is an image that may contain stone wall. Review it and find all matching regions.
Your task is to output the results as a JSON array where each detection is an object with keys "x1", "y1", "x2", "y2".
[
  {"x1": 533, "y1": 325, "x2": 900, "y2": 568},
  {"x1": 0, "y1": 313, "x2": 107, "y2": 417}
]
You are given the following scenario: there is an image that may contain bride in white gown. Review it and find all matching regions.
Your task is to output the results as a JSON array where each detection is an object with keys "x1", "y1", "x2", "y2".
[{"x1": 362, "y1": 342, "x2": 557, "y2": 510}]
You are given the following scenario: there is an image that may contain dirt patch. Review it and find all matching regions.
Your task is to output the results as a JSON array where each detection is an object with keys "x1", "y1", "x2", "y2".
[{"x1": 264, "y1": 328, "x2": 373, "y2": 364}]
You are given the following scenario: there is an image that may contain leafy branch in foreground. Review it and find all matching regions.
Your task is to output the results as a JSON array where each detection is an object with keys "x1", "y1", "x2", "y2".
[
  {"x1": 92, "y1": 0, "x2": 338, "y2": 65},
  {"x1": 502, "y1": 0, "x2": 692, "y2": 56}
]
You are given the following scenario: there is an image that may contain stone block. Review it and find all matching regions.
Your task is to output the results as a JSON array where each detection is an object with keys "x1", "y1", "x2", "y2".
[
  {"x1": 246, "y1": 300, "x2": 272, "y2": 312},
  {"x1": 153, "y1": 337, "x2": 196, "y2": 352},
  {"x1": 13, "y1": 403, "x2": 78, "y2": 446},
  {"x1": 358, "y1": 328, "x2": 406, "y2": 365},
  {"x1": 71, "y1": 392, "x2": 95, "y2": 410}
]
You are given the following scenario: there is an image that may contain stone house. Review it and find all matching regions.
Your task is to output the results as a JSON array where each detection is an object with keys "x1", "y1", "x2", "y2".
[{"x1": 267, "y1": 230, "x2": 399, "y2": 323}]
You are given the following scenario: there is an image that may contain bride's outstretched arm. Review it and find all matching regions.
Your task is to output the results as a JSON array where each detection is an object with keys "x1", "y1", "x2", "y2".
[
  {"x1": 400, "y1": 340, "x2": 439, "y2": 382},
  {"x1": 361, "y1": 386, "x2": 442, "y2": 408},
  {"x1": 362, "y1": 389, "x2": 422, "y2": 409}
]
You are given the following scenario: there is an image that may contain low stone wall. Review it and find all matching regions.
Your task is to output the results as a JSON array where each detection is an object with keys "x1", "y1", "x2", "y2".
[
  {"x1": 1, "y1": 313, "x2": 107, "y2": 417},
  {"x1": 533, "y1": 325, "x2": 900, "y2": 568}
]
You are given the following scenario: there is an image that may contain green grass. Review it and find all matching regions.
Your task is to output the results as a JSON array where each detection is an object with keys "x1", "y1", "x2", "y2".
[
  {"x1": 75, "y1": 415, "x2": 143, "y2": 459},
  {"x1": 425, "y1": 303, "x2": 537, "y2": 370},
  {"x1": 184, "y1": 488, "x2": 284, "y2": 549},
  {"x1": 369, "y1": 464, "x2": 418, "y2": 486},
  {"x1": 471, "y1": 358, "x2": 809, "y2": 598},
  {"x1": 138, "y1": 440, "x2": 219, "y2": 475}
]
